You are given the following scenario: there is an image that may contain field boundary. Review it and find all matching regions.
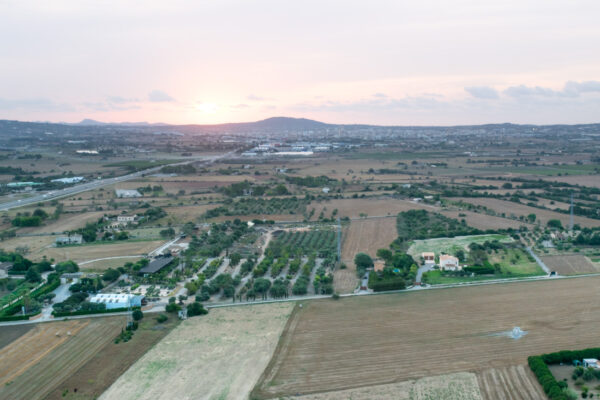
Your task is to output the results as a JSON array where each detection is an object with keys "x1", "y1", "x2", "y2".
[{"x1": 250, "y1": 303, "x2": 301, "y2": 399}]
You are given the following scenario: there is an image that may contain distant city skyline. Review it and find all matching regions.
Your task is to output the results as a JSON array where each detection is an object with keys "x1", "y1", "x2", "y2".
[{"x1": 1, "y1": 1, "x2": 599, "y2": 125}]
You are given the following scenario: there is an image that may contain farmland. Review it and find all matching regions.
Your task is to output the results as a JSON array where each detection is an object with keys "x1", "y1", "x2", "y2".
[
  {"x1": 0, "y1": 316, "x2": 125, "y2": 400},
  {"x1": 101, "y1": 302, "x2": 294, "y2": 400},
  {"x1": 407, "y1": 234, "x2": 513, "y2": 258},
  {"x1": 253, "y1": 277, "x2": 600, "y2": 398},
  {"x1": 540, "y1": 254, "x2": 600, "y2": 275},
  {"x1": 287, "y1": 372, "x2": 482, "y2": 400},
  {"x1": 308, "y1": 198, "x2": 434, "y2": 220},
  {"x1": 477, "y1": 366, "x2": 547, "y2": 400}
]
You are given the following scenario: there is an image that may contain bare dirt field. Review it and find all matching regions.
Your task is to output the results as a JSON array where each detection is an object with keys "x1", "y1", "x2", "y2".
[
  {"x1": 540, "y1": 254, "x2": 600, "y2": 275},
  {"x1": 101, "y1": 302, "x2": 294, "y2": 400},
  {"x1": 456, "y1": 197, "x2": 600, "y2": 228},
  {"x1": 0, "y1": 324, "x2": 33, "y2": 350},
  {"x1": 42, "y1": 240, "x2": 164, "y2": 263},
  {"x1": 253, "y1": 277, "x2": 600, "y2": 398},
  {"x1": 309, "y1": 198, "x2": 434, "y2": 221},
  {"x1": 45, "y1": 316, "x2": 180, "y2": 400},
  {"x1": 441, "y1": 210, "x2": 530, "y2": 230},
  {"x1": 336, "y1": 217, "x2": 397, "y2": 293},
  {"x1": 0, "y1": 316, "x2": 125, "y2": 400},
  {"x1": 286, "y1": 372, "x2": 482, "y2": 400},
  {"x1": 0, "y1": 320, "x2": 89, "y2": 386},
  {"x1": 19, "y1": 211, "x2": 105, "y2": 234},
  {"x1": 477, "y1": 365, "x2": 546, "y2": 400}
]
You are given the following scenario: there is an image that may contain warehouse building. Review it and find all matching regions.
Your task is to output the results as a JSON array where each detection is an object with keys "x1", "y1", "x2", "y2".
[{"x1": 89, "y1": 293, "x2": 143, "y2": 309}]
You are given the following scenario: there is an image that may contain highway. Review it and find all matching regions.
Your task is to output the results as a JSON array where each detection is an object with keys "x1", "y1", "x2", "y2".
[{"x1": 0, "y1": 150, "x2": 237, "y2": 212}]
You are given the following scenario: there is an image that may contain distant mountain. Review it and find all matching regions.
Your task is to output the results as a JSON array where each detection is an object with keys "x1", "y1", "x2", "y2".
[{"x1": 179, "y1": 116, "x2": 331, "y2": 132}]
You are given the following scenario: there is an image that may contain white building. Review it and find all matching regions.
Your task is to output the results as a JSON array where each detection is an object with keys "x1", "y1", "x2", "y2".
[
  {"x1": 117, "y1": 215, "x2": 138, "y2": 224},
  {"x1": 89, "y1": 293, "x2": 143, "y2": 309},
  {"x1": 55, "y1": 234, "x2": 83, "y2": 246},
  {"x1": 51, "y1": 176, "x2": 84, "y2": 184},
  {"x1": 115, "y1": 189, "x2": 142, "y2": 198},
  {"x1": 584, "y1": 359, "x2": 600, "y2": 369},
  {"x1": 422, "y1": 252, "x2": 435, "y2": 266},
  {"x1": 440, "y1": 254, "x2": 461, "y2": 271}
]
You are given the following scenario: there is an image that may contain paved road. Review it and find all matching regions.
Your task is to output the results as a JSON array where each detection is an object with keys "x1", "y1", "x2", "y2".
[
  {"x1": 415, "y1": 264, "x2": 435, "y2": 284},
  {"x1": 0, "y1": 151, "x2": 237, "y2": 212},
  {"x1": 526, "y1": 246, "x2": 551, "y2": 274}
]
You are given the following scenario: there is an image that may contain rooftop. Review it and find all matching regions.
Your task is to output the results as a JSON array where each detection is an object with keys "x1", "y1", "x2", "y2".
[{"x1": 139, "y1": 256, "x2": 174, "y2": 274}]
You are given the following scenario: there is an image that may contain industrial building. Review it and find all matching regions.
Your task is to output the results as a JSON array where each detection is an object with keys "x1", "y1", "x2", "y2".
[
  {"x1": 139, "y1": 256, "x2": 175, "y2": 275},
  {"x1": 88, "y1": 293, "x2": 143, "y2": 309}
]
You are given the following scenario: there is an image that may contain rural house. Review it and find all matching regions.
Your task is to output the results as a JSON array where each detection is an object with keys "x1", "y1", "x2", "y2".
[
  {"x1": 421, "y1": 252, "x2": 435, "y2": 266},
  {"x1": 55, "y1": 234, "x2": 83, "y2": 246},
  {"x1": 440, "y1": 254, "x2": 460, "y2": 271}
]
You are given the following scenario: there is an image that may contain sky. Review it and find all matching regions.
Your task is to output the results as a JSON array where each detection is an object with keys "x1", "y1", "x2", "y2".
[{"x1": 1, "y1": 0, "x2": 600, "y2": 126}]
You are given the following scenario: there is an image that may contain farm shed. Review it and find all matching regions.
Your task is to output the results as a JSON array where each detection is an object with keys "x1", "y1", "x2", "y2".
[
  {"x1": 115, "y1": 189, "x2": 142, "y2": 198},
  {"x1": 139, "y1": 256, "x2": 175, "y2": 274},
  {"x1": 89, "y1": 293, "x2": 143, "y2": 309},
  {"x1": 55, "y1": 234, "x2": 83, "y2": 245}
]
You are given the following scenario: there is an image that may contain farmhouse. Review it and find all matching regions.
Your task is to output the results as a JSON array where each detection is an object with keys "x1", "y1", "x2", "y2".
[
  {"x1": 440, "y1": 254, "x2": 461, "y2": 271},
  {"x1": 584, "y1": 359, "x2": 600, "y2": 369},
  {"x1": 89, "y1": 293, "x2": 143, "y2": 309},
  {"x1": 55, "y1": 234, "x2": 83, "y2": 246},
  {"x1": 0, "y1": 262, "x2": 13, "y2": 278},
  {"x1": 421, "y1": 252, "x2": 435, "y2": 266},
  {"x1": 115, "y1": 189, "x2": 142, "y2": 198},
  {"x1": 139, "y1": 256, "x2": 175, "y2": 275}
]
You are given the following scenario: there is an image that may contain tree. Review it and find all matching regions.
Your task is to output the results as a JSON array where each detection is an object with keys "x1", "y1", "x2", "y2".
[
  {"x1": 55, "y1": 260, "x2": 79, "y2": 275},
  {"x1": 229, "y1": 252, "x2": 242, "y2": 267},
  {"x1": 187, "y1": 301, "x2": 208, "y2": 317},
  {"x1": 102, "y1": 268, "x2": 120, "y2": 282},
  {"x1": 132, "y1": 309, "x2": 144, "y2": 321},
  {"x1": 165, "y1": 302, "x2": 181, "y2": 313},
  {"x1": 26, "y1": 267, "x2": 41, "y2": 283},
  {"x1": 160, "y1": 227, "x2": 176, "y2": 238},
  {"x1": 547, "y1": 219, "x2": 562, "y2": 229},
  {"x1": 354, "y1": 252, "x2": 373, "y2": 277},
  {"x1": 376, "y1": 249, "x2": 393, "y2": 262},
  {"x1": 527, "y1": 213, "x2": 537, "y2": 223},
  {"x1": 253, "y1": 278, "x2": 271, "y2": 299}
]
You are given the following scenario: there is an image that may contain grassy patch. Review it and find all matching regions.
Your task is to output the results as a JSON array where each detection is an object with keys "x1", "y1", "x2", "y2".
[{"x1": 408, "y1": 234, "x2": 512, "y2": 258}]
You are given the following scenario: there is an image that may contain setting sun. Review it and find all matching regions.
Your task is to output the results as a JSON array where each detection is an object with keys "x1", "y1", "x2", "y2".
[{"x1": 195, "y1": 102, "x2": 218, "y2": 114}]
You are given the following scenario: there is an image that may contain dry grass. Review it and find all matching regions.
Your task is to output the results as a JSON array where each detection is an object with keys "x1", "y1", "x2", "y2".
[
  {"x1": 287, "y1": 372, "x2": 482, "y2": 400},
  {"x1": 0, "y1": 316, "x2": 125, "y2": 400},
  {"x1": 477, "y1": 365, "x2": 546, "y2": 400},
  {"x1": 254, "y1": 277, "x2": 600, "y2": 398},
  {"x1": 441, "y1": 210, "x2": 530, "y2": 230},
  {"x1": 42, "y1": 240, "x2": 164, "y2": 263},
  {"x1": 540, "y1": 254, "x2": 600, "y2": 275},
  {"x1": 101, "y1": 302, "x2": 294, "y2": 400}
]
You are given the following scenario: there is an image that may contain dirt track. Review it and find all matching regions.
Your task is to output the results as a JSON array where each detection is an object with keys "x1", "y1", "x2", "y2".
[{"x1": 254, "y1": 276, "x2": 600, "y2": 398}]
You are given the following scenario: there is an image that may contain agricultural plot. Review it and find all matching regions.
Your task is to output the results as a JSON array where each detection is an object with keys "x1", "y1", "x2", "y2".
[
  {"x1": 253, "y1": 277, "x2": 600, "y2": 398},
  {"x1": 270, "y1": 229, "x2": 337, "y2": 257},
  {"x1": 456, "y1": 197, "x2": 600, "y2": 228},
  {"x1": 540, "y1": 254, "x2": 600, "y2": 275},
  {"x1": 440, "y1": 210, "x2": 530, "y2": 230},
  {"x1": 477, "y1": 366, "x2": 547, "y2": 400},
  {"x1": 308, "y1": 198, "x2": 434, "y2": 220},
  {"x1": 101, "y1": 302, "x2": 294, "y2": 400},
  {"x1": 42, "y1": 240, "x2": 164, "y2": 263},
  {"x1": 45, "y1": 316, "x2": 180, "y2": 400},
  {"x1": 205, "y1": 197, "x2": 309, "y2": 219},
  {"x1": 0, "y1": 324, "x2": 33, "y2": 349},
  {"x1": 0, "y1": 316, "x2": 125, "y2": 400},
  {"x1": 287, "y1": 372, "x2": 482, "y2": 400},
  {"x1": 407, "y1": 234, "x2": 513, "y2": 258},
  {"x1": 338, "y1": 217, "x2": 397, "y2": 293}
]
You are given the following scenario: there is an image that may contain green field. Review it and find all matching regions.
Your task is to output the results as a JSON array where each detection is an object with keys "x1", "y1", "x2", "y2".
[{"x1": 407, "y1": 234, "x2": 513, "y2": 258}]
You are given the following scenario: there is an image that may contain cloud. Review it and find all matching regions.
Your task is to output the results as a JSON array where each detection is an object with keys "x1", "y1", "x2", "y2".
[
  {"x1": 563, "y1": 80, "x2": 600, "y2": 96},
  {"x1": 292, "y1": 95, "x2": 446, "y2": 113},
  {"x1": 503, "y1": 81, "x2": 600, "y2": 98},
  {"x1": 504, "y1": 85, "x2": 557, "y2": 98},
  {"x1": 107, "y1": 95, "x2": 139, "y2": 104},
  {"x1": 465, "y1": 86, "x2": 499, "y2": 99},
  {"x1": 148, "y1": 90, "x2": 175, "y2": 102},
  {"x1": 0, "y1": 97, "x2": 75, "y2": 112},
  {"x1": 231, "y1": 103, "x2": 250, "y2": 109}
]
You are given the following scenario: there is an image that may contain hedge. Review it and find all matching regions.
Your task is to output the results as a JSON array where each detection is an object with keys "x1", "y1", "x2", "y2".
[
  {"x1": 368, "y1": 272, "x2": 406, "y2": 292},
  {"x1": 52, "y1": 306, "x2": 141, "y2": 317},
  {"x1": 0, "y1": 278, "x2": 60, "y2": 317},
  {"x1": 528, "y1": 347, "x2": 600, "y2": 400},
  {"x1": 0, "y1": 312, "x2": 40, "y2": 322}
]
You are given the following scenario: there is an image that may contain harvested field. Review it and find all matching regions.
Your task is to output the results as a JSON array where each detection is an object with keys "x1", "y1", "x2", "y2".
[
  {"x1": 337, "y1": 217, "x2": 397, "y2": 293},
  {"x1": 441, "y1": 210, "x2": 531, "y2": 230},
  {"x1": 42, "y1": 240, "x2": 164, "y2": 263},
  {"x1": 456, "y1": 197, "x2": 600, "y2": 228},
  {"x1": 19, "y1": 211, "x2": 105, "y2": 234},
  {"x1": 45, "y1": 316, "x2": 180, "y2": 400},
  {"x1": 254, "y1": 277, "x2": 600, "y2": 398},
  {"x1": 0, "y1": 316, "x2": 124, "y2": 400},
  {"x1": 0, "y1": 324, "x2": 33, "y2": 350},
  {"x1": 101, "y1": 302, "x2": 294, "y2": 400},
  {"x1": 287, "y1": 372, "x2": 482, "y2": 400},
  {"x1": 540, "y1": 254, "x2": 600, "y2": 275},
  {"x1": 541, "y1": 174, "x2": 600, "y2": 188},
  {"x1": 309, "y1": 198, "x2": 435, "y2": 220},
  {"x1": 477, "y1": 365, "x2": 545, "y2": 400},
  {"x1": 0, "y1": 320, "x2": 89, "y2": 386}
]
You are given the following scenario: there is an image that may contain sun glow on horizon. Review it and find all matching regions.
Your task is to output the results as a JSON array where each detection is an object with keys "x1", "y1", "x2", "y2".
[{"x1": 195, "y1": 102, "x2": 219, "y2": 114}]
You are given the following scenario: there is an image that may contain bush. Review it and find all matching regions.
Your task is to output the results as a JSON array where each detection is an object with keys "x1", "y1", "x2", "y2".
[
  {"x1": 165, "y1": 302, "x2": 181, "y2": 313},
  {"x1": 132, "y1": 309, "x2": 144, "y2": 321},
  {"x1": 155, "y1": 314, "x2": 168, "y2": 323},
  {"x1": 187, "y1": 301, "x2": 208, "y2": 317}
]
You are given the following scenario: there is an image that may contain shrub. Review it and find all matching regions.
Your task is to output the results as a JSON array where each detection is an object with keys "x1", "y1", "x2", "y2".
[
  {"x1": 155, "y1": 314, "x2": 168, "y2": 323},
  {"x1": 132, "y1": 309, "x2": 144, "y2": 321},
  {"x1": 187, "y1": 302, "x2": 208, "y2": 317}
]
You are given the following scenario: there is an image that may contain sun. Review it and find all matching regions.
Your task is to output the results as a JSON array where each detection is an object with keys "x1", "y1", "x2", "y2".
[{"x1": 196, "y1": 102, "x2": 218, "y2": 114}]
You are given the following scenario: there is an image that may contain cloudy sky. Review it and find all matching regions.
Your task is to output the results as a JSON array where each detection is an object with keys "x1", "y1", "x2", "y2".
[{"x1": 1, "y1": 0, "x2": 599, "y2": 125}]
